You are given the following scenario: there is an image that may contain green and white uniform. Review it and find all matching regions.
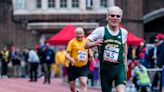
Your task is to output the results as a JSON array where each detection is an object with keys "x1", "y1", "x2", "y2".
[{"x1": 88, "y1": 25, "x2": 128, "y2": 92}]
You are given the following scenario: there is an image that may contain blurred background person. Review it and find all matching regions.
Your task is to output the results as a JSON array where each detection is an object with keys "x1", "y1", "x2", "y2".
[
  {"x1": 148, "y1": 33, "x2": 163, "y2": 91},
  {"x1": 22, "y1": 48, "x2": 30, "y2": 78},
  {"x1": 28, "y1": 48, "x2": 40, "y2": 82},
  {"x1": 132, "y1": 61, "x2": 151, "y2": 92},
  {"x1": 156, "y1": 33, "x2": 164, "y2": 67},
  {"x1": 41, "y1": 43, "x2": 55, "y2": 84},
  {"x1": 11, "y1": 46, "x2": 22, "y2": 77},
  {"x1": 148, "y1": 36, "x2": 159, "y2": 68},
  {"x1": 137, "y1": 42, "x2": 147, "y2": 67},
  {"x1": 0, "y1": 46, "x2": 10, "y2": 78},
  {"x1": 128, "y1": 45, "x2": 139, "y2": 61},
  {"x1": 156, "y1": 33, "x2": 164, "y2": 91},
  {"x1": 55, "y1": 46, "x2": 66, "y2": 78}
]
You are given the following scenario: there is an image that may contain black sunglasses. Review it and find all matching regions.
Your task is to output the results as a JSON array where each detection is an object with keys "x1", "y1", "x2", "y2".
[{"x1": 110, "y1": 14, "x2": 121, "y2": 18}]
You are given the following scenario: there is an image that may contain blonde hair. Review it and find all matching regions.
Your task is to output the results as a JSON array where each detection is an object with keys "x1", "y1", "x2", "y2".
[{"x1": 107, "y1": 6, "x2": 123, "y2": 16}]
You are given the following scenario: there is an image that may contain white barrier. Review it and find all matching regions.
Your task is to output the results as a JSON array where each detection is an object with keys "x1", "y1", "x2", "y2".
[{"x1": 146, "y1": 68, "x2": 162, "y2": 72}]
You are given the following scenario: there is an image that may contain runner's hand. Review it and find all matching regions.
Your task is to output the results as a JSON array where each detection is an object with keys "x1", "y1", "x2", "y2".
[
  {"x1": 94, "y1": 40, "x2": 103, "y2": 46},
  {"x1": 70, "y1": 58, "x2": 75, "y2": 66}
]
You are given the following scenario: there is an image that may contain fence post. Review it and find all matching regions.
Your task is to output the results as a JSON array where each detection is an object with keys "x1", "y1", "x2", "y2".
[{"x1": 162, "y1": 66, "x2": 164, "y2": 92}]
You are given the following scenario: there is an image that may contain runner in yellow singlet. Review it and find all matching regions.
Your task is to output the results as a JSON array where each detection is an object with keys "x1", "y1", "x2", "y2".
[{"x1": 66, "y1": 27, "x2": 89, "y2": 92}]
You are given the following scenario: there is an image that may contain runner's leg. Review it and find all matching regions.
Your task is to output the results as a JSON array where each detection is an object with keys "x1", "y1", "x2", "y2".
[{"x1": 79, "y1": 76, "x2": 88, "y2": 92}]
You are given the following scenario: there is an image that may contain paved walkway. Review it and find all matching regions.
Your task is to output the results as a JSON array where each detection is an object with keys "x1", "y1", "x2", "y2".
[{"x1": 0, "y1": 78, "x2": 101, "y2": 92}]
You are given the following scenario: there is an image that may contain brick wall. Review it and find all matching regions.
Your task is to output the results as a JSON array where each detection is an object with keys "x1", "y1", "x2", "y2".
[
  {"x1": 115, "y1": 0, "x2": 144, "y2": 38},
  {"x1": 0, "y1": 2, "x2": 39, "y2": 49},
  {"x1": 143, "y1": 0, "x2": 164, "y2": 14}
]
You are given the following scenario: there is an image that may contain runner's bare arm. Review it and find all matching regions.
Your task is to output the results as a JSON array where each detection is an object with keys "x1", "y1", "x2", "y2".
[
  {"x1": 65, "y1": 51, "x2": 75, "y2": 65},
  {"x1": 85, "y1": 40, "x2": 103, "y2": 49}
]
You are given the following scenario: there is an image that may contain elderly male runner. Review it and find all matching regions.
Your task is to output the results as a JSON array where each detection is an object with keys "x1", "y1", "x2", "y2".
[
  {"x1": 66, "y1": 27, "x2": 89, "y2": 92},
  {"x1": 85, "y1": 6, "x2": 128, "y2": 92}
]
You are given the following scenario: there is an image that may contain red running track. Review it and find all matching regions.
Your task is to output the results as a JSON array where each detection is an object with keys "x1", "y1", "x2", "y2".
[{"x1": 0, "y1": 78, "x2": 101, "y2": 92}]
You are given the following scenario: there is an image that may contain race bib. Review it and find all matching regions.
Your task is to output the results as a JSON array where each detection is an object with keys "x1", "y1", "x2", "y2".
[
  {"x1": 77, "y1": 51, "x2": 87, "y2": 61},
  {"x1": 46, "y1": 56, "x2": 50, "y2": 60},
  {"x1": 103, "y1": 46, "x2": 119, "y2": 63}
]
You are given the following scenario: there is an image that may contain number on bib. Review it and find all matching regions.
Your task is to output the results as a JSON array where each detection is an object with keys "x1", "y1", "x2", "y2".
[
  {"x1": 77, "y1": 51, "x2": 87, "y2": 61},
  {"x1": 103, "y1": 46, "x2": 119, "y2": 63}
]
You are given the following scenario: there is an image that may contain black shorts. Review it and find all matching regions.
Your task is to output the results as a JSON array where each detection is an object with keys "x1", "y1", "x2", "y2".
[{"x1": 68, "y1": 64, "x2": 89, "y2": 81}]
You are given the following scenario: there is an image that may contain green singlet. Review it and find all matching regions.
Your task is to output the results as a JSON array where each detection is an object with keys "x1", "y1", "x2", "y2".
[{"x1": 99, "y1": 27, "x2": 126, "y2": 92}]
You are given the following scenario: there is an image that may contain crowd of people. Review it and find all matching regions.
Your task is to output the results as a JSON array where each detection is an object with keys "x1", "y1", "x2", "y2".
[
  {"x1": 0, "y1": 6, "x2": 164, "y2": 92},
  {"x1": 0, "y1": 43, "x2": 55, "y2": 84},
  {"x1": 127, "y1": 33, "x2": 164, "y2": 92}
]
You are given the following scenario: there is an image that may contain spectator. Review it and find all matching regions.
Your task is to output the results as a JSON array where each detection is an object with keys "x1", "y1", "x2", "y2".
[
  {"x1": 22, "y1": 48, "x2": 30, "y2": 78},
  {"x1": 28, "y1": 48, "x2": 40, "y2": 82},
  {"x1": 41, "y1": 43, "x2": 55, "y2": 84},
  {"x1": 132, "y1": 61, "x2": 151, "y2": 92},
  {"x1": 0, "y1": 46, "x2": 10, "y2": 78},
  {"x1": 11, "y1": 47, "x2": 22, "y2": 77},
  {"x1": 148, "y1": 36, "x2": 159, "y2": 68},
  {"x1": 137, "y1": 42, "x2": 147, "y2": 66},
  {"x1": 55, "y1": 46, "x2": 66, "y2": 78},
  {"x1": 157, "y1": 33, "x2": 164, "y2": 67},
  {"x1": 128, "y1": 45, "x2": 139, "y2": 60},
  {"x1": 149, "y1": 34, "x2": 163, "y2": 91},
  {"x1": 156, "y1": 33, "x2": 164, "y2": 91}
]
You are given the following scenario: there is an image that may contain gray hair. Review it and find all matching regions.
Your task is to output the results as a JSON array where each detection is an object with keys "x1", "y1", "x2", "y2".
[
  {"x1": 74, "y1": 27, "x2": 84, "y2": 34},
  {"x1": 107, "y1": 6, "x2": 123, "y2": 16}
]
